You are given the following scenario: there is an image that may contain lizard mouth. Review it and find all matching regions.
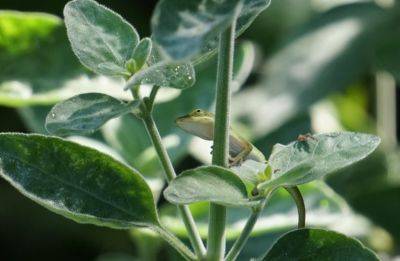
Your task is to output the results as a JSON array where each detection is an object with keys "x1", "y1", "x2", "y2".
[{"x1": 175, "y1": 115, "x2": 188, "y2": 124}]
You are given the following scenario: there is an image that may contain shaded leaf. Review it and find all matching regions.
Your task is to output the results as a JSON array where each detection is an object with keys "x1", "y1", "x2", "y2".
[
  {"x1": 0, "y1": 134, "x2": 158, "y2": 228},
  {"x1": 151, "y1": 0, "x2": 270, "y2": 61},
  {"x1": 232, "y1": 3, "x2": 387, "y2": 137},
  {"x1": 125, "y1": 62, "x2": 195, "y2": 90},
  {"x1": 64, "y1": 0, "x2": 139, "y2": 75},
  {"x1": 259, "y1": 132, "x2": 380, "y2": 190},
  {"x1": 164, "y1": 166, "x2": 254, "y2": 207},
  {"x1": 259, "y1": 228, "x2": 378, "y2": 260},
  {"x1": 45, "y1": 93, "x2": 138, "y2": 136}
]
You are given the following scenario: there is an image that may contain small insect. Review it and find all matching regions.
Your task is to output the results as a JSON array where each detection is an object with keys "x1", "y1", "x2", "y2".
[
  {"x1": 251, "y1": 187, "x2": 259, "y2": 197},
  {"x1": 273, "y1": 168, "x2": 280, "y2": 174},
  {"x1": 297, "y1": 133, "x2": 317, "y2": 142}
]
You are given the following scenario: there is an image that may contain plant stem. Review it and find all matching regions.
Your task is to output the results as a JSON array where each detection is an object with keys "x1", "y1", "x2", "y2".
[
  {"x1": 140, "y1": 107, "x2": 206, "y2": 258},
  {"x1": 285, "y1": 186, "x2": 306, "y2": 228},
  {"x1": 153, "y1": 226, "x2": 197, "y2": 261},
  {"x1": 207, "y1": 21, "x2": 236, "y2": 260},
  {"x1": 225, "y1": 199, "x2": 267, "y2": 261},
  {"x1": 225, "y1": 186, "x2": 306, "y2": 260},
  {"x1": 145, "y1": 85, "x2": 160, "y2": 112},
  {"x1": 376, "y1": 71, "x2": 397, "y2": 152}
]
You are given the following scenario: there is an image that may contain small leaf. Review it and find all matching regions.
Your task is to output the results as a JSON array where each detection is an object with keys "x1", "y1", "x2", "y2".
[
  {"x1": 231, "y1": 160, "x2": 272, "y2": 194},
  {"x1": 259, "y1": 228, "x2": 378, "y2": 260},
  {"x1": 131, "y1": 37, "x2": 152, "y2": 72},
  {"x1": 64, "y1": 0, "x2": 139, "y2": 75},
  {"x1": 164, "y1": 166, "x2": 255, "y2": 207},
  {"x1": 45, "y1": 93, "x2": 138, "y2": 136},
  {"x1": 258, "y1": 132, "x2": 380, "y2": 190},
  {"x1": 0, "y1": 133, "x2": 159, "y2": 228},
  {"x1": 98, "y1": 62, "x2": 130, "y2": 77},
  {"x1": 125, "y1": 62, "x2": 195, "y2": 90},
  {"x1": 151, "y1": 0, "x2": 270, "y2": 61}
]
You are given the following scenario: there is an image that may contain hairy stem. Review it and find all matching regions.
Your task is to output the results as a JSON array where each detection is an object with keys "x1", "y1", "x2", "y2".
[
  {"x1": 140, "y1": 107, "x2": 206, "y2": 258},
  {"x1": 225, "y1": 199, "x2": 268, "y2": 261},
  {"x1": 153, "y1": 226, "x2": 197, "y2": 261},
  {"x1": 285, "y1": 186, "x2": 306, "y2": 228},
  {"x1": 207, "y1": 21, "x2": 236, "y2": 260}
]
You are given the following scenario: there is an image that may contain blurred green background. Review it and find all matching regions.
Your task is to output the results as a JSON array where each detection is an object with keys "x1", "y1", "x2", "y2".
[{"x1": 1, "y1": 0, "x2": 400, "y2": 260}]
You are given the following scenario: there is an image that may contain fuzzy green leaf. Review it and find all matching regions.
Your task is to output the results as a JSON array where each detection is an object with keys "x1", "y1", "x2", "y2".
[
  {"x1": 0, "y1": 134, "x2": 159, "y2": 228},
  {"x1": 64, "y1": 0, "x2": 139, "y2": 75},
  {"x1": 164, "y1": 166, "x2": 255, "y2": 207},
  {"x1": 151, "y1": 0, "x2": 270, "y2": 61},
  {"x1": 130, "y1": 37, "x2": 152, "y2": 72},
  {"x1": 125, "y1": 62, "x2": 195, "y2": 90},
  {"x1": 259, "y1": 228, "x2": 378, "y2": 260},
  {"x1": 45, "y1": 93, "x2": 138, "y2": 136},
  {"x1": 259, "y1": 132, "x2": 380, "y2": 190}
]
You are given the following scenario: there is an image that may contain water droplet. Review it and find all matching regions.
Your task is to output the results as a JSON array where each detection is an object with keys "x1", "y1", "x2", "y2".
[{"x1": 51, "y1": 113, "x2": 56, "y2": 118}]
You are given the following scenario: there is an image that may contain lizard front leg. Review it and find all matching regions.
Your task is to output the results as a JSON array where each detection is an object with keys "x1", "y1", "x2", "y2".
[{"x1": 229, "y1": 141, "x2": 252, "y2": 167}]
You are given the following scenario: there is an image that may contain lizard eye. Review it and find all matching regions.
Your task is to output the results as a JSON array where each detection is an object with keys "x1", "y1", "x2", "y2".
[{"x1": 196, "y1": 109, "x2": 201, "y2": 113}]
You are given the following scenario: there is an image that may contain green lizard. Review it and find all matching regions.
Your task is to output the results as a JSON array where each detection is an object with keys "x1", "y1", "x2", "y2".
[
  {"x1": 175, "y1": 109, "x2": 306, "y2": 228},
  {"x1": 175, "y1": 109, "x2": 265, "y2": 166}
]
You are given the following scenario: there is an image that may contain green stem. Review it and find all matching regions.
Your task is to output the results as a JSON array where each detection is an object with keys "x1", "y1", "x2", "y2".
[
  {"x1": 153, "y1": 226, "x2": 197, "y2": 261},
  {"x1": 145, "y1": 85, "x2": 160, "y2": 112},
  {"x1": 140, "y1": 108, "x2": 206, "y2": 258},
  {"x1": 207, "y1": 21, "x2": 236, "y2": 260},
  {"x1": 376, "y1": 71, "x2": 397, "y2": 152},
  {"x1": 225, "y1": 199, "x2": 267, "y2": 261},
  {"x1": 285, "y1": 186, "x2": 306, "y2": 228}
]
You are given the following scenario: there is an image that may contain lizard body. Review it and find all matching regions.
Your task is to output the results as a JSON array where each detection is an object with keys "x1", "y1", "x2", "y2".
[{"x1": 175, "y1": 109, "x2": 265, "y2": 165}]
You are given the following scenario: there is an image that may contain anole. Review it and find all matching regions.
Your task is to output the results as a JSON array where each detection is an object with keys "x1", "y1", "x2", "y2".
[
  {"x1": 175, "y1": 109, "x2": 265, "y2": 166},
  {"x1": 175, "y1": 109, "x2": 306, "y2": 228}
]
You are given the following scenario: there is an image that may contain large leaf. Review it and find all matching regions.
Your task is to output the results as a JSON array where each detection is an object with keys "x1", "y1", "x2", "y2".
[
  {"x1": 0, "y1": 11, "x2": 133, "y2": 107},
  {"x1": 151, "y1": 0, "x2": 270, "y2": 61},
  {"x1": 45, "y1": 93, "x2": 138, "y2": 136},
  {"x1": 161, "y1": 181, "x2": 374, "y2": 245},
  {"x1": 259, "y1": 228, "x2": 378, "y2": 260},
  {"x1": 258, "y1": 132, "x2": 380, "y2": 190},
  {"x1": 125, "y1": 62, "x2": 195, "y2": 90},
  {"x1": 164, "y1": 166, "x2": 254, "y2": 207},
  {"x1": 0, "y1": 134, "x2": 158, "y2": 228},
  {"x1": 64, "y1": 0, "x2": 139, "y2": 75},
  {"x1": 232, "y1": 3, "x2": 387, "y2": 137}
]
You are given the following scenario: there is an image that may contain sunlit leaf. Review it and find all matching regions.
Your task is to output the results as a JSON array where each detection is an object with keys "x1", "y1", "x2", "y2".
[
  {"x1": 152, "y1": 0, "x2": 270, "y2": 61},
  {"x1": 161, "y1": 181, "x2": 373, "y2": 244},
  {"x1": 64, "y1": 0, "x2": 139, "y2": 75},
  {"x1": 125, "y1": 62, "x2": 195, "y2": 90},
  {"x1": 45, "y1": 93, "x2": 138, "y2": 136},
  {"x1": 0, "y1": 134, "x2": 159, "y2": 228},
  {"x1": 164, "y1": 166, "x2": 254, "y2": 207},
  {"x1": 258, "y1": 132, "x2": 380, "y2": 190},
  {"x1": 130, "y1": 37, "x2": 152, "y2": 72}
]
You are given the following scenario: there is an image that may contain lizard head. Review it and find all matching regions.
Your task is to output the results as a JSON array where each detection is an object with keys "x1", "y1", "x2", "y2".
[{"x1": 175, "y1": 109, "x2": 215, "y2": 140}]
